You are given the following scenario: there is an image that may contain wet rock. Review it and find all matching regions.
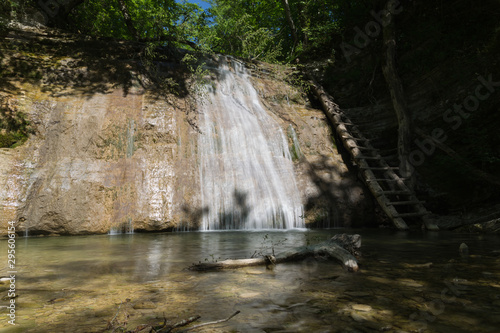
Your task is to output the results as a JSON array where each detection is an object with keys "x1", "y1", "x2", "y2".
[
  {"x1": 350, "y1": 312, "x2": 366, "y2": 322},
  {"x1": 399, "y1": 279, "x2": 424, "y2": 288},
  {"x1": 239, "y1": 292, "x2": 260, "y2": 298},
  {"x1": 48, "y1": 298, "x2": 66, "y2": 304},
  {"x1": 364, "y1": 321, "x2": 392, "y2": 331},
  {"x1": 409, "y1": 296, "x2": 425, "y2": 303},
  {"x1": 375, "y1": 296, "x2": 392, "y2": 305},
  {"x1": 404, "y1": 262, "x2": 433, "y2": 269},
  {"x1": 459, "y1": 243, "x2": 469, "y2": 257},
  {"x1": 344, "y1": 291, "x2": 371, "y2": 297},
  {"x1": 133, "y1": 300, "x2": 157, "y2": 309}
]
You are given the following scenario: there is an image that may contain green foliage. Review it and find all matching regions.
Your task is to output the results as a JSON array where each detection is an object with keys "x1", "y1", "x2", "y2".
[
  {"x1": 196, "y1": 1, "x2": 282, "y2": 62},
  {"x1": 200, "y1": 0, "x2": 343, "y2": 63},
  {"x1": 241, "y1": 27, "x2": 283, "y2": 63},
  {"x1": 180, "y1": 53, "x2": 210, "y2": 97},
  {"x1": 0, "y1": 0, "x2": 31, "y2": 33},
  {"x1": 0, "y1": 0, "x2": 29, "y2": 21},
  {"x1": 0, "y1": 0, "x2": 343, "y2": 64},
  {"x1": 138, "y1": 41, "x2": 181, "y2": 93},
  {"x1": 69, "y1": 0, "x2": 207, "y2": 47},
  {"x1": 0, "y1": 98, "x2": 32, "y2": 148}
]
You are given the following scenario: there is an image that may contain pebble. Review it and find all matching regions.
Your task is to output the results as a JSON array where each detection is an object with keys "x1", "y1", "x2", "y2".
[
  {"x1": 352, "y1": 304, "x2": 372, "y2": 312},
  {"x1": 350, "y1": 312, "x2": 366, "y2": 322}
]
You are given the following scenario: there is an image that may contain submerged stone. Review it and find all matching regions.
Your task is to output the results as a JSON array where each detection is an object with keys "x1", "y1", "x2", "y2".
[
  {"x1": 133, "y1": 300, "x2": 157, "y2": 310},
  {"x1": 459, "y1": 242, "x2": 469, "y2": 257}
]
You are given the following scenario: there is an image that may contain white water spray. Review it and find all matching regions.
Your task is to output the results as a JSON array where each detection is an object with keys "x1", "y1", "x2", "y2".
[{"x1": 197, "y1": 56, "x2": 304, "y2": 230}]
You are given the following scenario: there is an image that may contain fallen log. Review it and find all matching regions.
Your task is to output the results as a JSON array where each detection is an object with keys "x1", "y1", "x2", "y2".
[{"x1": 189, "y1": 234, "x2": 361, "y2": 272}]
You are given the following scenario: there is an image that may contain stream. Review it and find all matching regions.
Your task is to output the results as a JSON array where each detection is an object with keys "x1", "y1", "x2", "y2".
[{"x1": 1, "y1": 230, "x2": 499, "y2": 332}]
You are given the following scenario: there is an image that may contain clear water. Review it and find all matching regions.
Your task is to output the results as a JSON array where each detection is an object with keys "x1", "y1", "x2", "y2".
[
  {"x1": 1, "y1": 230, "x2": 499, "y2": 332},
  {"x1": 196, "y1": 56, "x2": 304, "y2": 230}
]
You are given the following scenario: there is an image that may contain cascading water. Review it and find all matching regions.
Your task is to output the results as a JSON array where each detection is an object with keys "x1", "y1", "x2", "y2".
[{"x1": 197, "y1": 56, "x2": 304, "y2": 230}]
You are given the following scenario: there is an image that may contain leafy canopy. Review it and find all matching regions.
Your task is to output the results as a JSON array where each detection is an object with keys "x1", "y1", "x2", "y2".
[
  {"x1": 68, "y1": 0, "x2": 208, "y2": 48},
  {"x1": 2, "y1": 0, "x2": 381, "y2": 63},
  {"x1": 63, "y1": 0, "x2": 349, "y2": 63}
]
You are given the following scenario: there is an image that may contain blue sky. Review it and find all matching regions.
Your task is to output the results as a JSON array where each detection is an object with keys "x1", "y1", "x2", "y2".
[{"x1": 182, "y1": 0, "x2": 211, "y2": 11}]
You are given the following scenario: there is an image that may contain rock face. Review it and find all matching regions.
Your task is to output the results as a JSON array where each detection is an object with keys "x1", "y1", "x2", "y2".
[
  {"x1": 1, "y1": 87, "x2": 200, "y2": 235},
  {"x1": 0, "y1": 41, "x2": 372, "y2": 236}
]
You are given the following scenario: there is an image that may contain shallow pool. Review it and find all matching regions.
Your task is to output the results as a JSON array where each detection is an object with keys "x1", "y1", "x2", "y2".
[{"x1": 1, "y1": 229, "x2": 499, "y2": 332}]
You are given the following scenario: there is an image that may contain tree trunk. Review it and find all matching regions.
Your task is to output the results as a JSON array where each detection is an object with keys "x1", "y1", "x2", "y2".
[
  {"x1": 380, "y1": 1, "x2": 414, "y2": 189},
  {"x1": 117, "y1": 0, "x2": 139, "y2": 40},
  {"x1": 279, "y1": 0, "x2": 299, "y2": 50},
  {"x1": 295, "y1": 1, "x2": 309, "y2": 47},
  {"x1": 189, "y1": 234, "x2": 361, "y2": 272},
  {"x1": 37, "y1": 0, "x2": 86, "y2": 27}
]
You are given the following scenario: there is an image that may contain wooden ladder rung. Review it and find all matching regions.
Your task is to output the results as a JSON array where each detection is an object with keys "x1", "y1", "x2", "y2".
[
  {"x1": 366, "y1": 178, "x2": 399, "y2": 182},
  {"x1": 360, "y1": 166, "x2": 399, "y2": 170},
  {"x1": 352, "y1": 146, "x2": 378, "y2": 151},
  {"x1": 387, "y1": 200, "x2": 425, "y2": 206},
  {"x1": 353, "y1": 155, "x2": 382, "y2": 160},
  {"x1": 348, "y1": 137, "x2": 370, "y2": 142},
  {"x1": 381, "y1": 190, "x2": 411, "y2": 195},
  {"x1": 349, "y1": 145, "x2": 378, "y2": 152},
  {"x1": 393, "y1": 212, "x2": 428, "y2": 218}
]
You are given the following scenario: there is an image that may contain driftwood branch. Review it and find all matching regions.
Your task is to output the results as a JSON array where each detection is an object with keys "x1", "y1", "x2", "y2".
[
  {"x1": 178, "y1": 311, "x2": 241, "y2": 332},
  {"x1": 153, "y1": 315, "x2": 201, "y2": 333},
  {"x1": 189, "y1": 234, "x2": 360, "y2": 272},
  {"x1": 108, "y1": 302, "x2": 240, "y2": 333}
]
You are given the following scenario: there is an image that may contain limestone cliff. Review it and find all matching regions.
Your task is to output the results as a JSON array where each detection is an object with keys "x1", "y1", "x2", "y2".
[{"x1": 0, "y1": 27, "x2": 372, "y2": 236}]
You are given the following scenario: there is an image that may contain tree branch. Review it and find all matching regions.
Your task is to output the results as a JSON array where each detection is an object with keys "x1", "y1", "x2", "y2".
[
  {"x1": 279, "y1": 0, "x2": 299, "y2": 50},
  {"x1": 116, "y1": 0, "x2": 139, "y2": 40}
]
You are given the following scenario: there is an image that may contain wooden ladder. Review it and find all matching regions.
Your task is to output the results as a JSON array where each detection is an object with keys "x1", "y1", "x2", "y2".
[{"x1": 309, "y1": 78, "x2": 438, "y2": 230}]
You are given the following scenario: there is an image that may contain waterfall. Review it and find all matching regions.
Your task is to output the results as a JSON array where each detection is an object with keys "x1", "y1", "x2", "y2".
[
  {"x1": 108, "y1": 217, "x2": 134, "y2": 235},
  {"x1": 197, "y1": 56, "x2": 304, "y2": 230}
]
